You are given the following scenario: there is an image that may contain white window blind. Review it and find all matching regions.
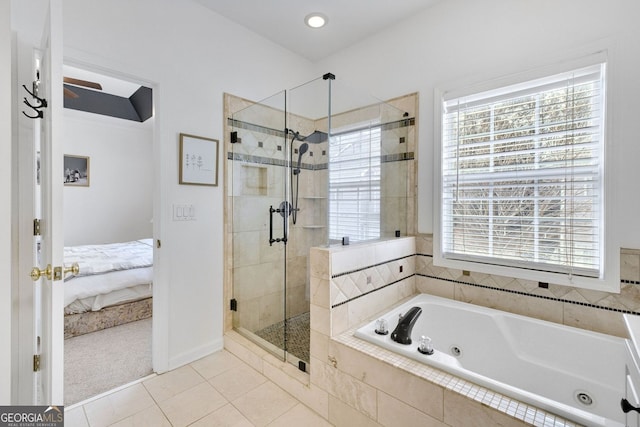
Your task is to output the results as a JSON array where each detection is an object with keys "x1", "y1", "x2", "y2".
[
  {"x1": 441, "y1": 63, "x2": 605, "y2": 278},
  {"x1": 329, "y1": 126, "x2": 381, "y2": 242}
]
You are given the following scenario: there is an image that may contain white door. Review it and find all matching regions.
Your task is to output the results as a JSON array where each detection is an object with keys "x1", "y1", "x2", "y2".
[{"x1": 24, "y1": 0, "x2": 65, "y2": 405}]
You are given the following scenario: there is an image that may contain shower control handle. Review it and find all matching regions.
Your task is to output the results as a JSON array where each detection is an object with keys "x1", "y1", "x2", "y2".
[{"x1": 621, "y1": 398, "x2": 640, "y2": 414}]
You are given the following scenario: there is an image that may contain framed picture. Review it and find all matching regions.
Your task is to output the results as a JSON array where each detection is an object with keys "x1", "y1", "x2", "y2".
[
  {"x1": 64, "y1": 155, "x2": 90, "y2": 187},
  {"x1": 179, "y1": 133, "x2": 219, "y2": 186}
]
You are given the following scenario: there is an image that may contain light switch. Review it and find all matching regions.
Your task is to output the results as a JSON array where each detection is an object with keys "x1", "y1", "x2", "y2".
[{"x1": 173, "y1": 204, "x2": 196, "y2": 221}]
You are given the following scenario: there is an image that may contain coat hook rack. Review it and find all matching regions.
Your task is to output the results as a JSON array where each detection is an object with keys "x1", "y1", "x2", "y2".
[{"x1": 22, "y1": 81, "x2": 47, "y2": 120}]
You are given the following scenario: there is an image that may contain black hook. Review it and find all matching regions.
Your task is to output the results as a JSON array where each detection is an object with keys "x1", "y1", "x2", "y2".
[
  {"x1": 22, "y1": 98, "x2": 44, "y2": 119},
  {"x1": 22, "y1": 84, "x2": 48, "y2": 107},
  {"x1": 22, "y1": 83, "x2": 47, "y2": 119},
  {"x1": 24, "y1": 97, "x2": 45, "y2": 110},
  {"x1": 22, "y1": 109, "x2": 43, "y2": 119}
]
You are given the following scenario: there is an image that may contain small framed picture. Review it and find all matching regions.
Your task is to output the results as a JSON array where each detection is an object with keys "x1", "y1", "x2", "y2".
[
  {"x1": 179, "y1": 133, "x2": 219, "y2": 186},
  {"x1": 64, "y1": 155, "x2": 90, "y2": 187}
]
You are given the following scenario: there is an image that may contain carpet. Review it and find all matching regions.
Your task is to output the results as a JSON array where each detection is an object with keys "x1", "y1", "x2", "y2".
[
  {"x1": 255, "y1": 312, "x2": 310, "y2": 363},
  {"x1": 64, "y1": 318, "x2": 152, "y2": 405}
]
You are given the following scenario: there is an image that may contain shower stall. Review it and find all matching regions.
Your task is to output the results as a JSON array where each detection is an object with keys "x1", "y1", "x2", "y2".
[{"x1": 225, "y1": 74, "x2": 414, "y2": 370}]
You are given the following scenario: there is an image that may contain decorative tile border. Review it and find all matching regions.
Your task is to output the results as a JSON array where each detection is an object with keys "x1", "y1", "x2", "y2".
[
  {"x1": 327, "y1": 250, "x2": 640, "y2": 315},
  {"x1": 227, "y1": 151, "x2": 414, "y2": 170},
  {"x1": 228, "y1": 117, "x2": 415, "y2": 139},
  {"x1": 331, "y1": 254, "x2": 414, "y2": 278},
  {"x1": 227, "y1": 116, "x2": 416, "y2": 170},
  {"x1": 227, "y1": 151, "x2": 287, "y2": 167},
  {"x1": 382, "y1": 152, "x2": 414, "y2": 162},
  {"x1": 330, "y1": 117, "x2": 415, "y2": 137},
  {"x1": 228, "y1": 118, "x2": 284, "y2": 138},
  {"x1": 417, "y1": 253, "x2": 640, "y2": 316}
]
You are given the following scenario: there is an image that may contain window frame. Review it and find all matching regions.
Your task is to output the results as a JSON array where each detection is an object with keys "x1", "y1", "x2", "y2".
[{"x1": 433, "y1": 52, "x2": 619, "y2": 292}]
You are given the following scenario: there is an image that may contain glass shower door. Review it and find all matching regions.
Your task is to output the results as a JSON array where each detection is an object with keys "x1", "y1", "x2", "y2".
[
  {"x1": 230, "y1": 91, "x2": 287, "y2": 361},
  {"x1": 227, "y1": 75, "x2": 412, "y2": 371}
]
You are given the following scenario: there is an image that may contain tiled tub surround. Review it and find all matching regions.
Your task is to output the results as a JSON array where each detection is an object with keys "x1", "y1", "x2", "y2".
[
  {"x1": 354, "y1": 294, "x2": 626, "y2": 426},
  {"x1": 313, "y1": 237, "x2": 631, "y2": 426}
]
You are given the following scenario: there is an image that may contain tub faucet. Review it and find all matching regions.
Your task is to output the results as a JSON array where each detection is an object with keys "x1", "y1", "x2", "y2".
[{"x1": 390, "y1": 306, "x2": 422, "y2": 345}]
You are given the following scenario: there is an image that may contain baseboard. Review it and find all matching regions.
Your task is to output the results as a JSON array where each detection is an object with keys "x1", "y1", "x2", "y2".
[{"x1": 168, "y1": 338, "x2": 224, "y2": 370}]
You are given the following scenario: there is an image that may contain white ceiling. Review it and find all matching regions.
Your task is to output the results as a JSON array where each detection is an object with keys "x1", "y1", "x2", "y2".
[
  {"x1": 194, "y1": 0, "x2": 444, "y2": 62},
  {"x1": 61, "y1": 0, "x2": 444, "y2": 97}
]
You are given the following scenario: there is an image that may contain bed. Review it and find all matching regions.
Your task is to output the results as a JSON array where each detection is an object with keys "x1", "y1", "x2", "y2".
[{"x1": 63, "y1": 238, "x2": 153, "y2": 338}]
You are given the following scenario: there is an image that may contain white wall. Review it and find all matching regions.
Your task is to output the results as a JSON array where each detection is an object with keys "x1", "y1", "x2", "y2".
[
  {"x1": 61, "y1": 0, "x2": 316, "y2": 370},
  {"x1": 318, "y1": 0, "x2": 640, "y2": 251},
  {"x1": 1, "y1": 0, "x2": 12, "y2": 405},
  {"x1": 63, "y1": 110, "x2": 153, "y2": 246}
]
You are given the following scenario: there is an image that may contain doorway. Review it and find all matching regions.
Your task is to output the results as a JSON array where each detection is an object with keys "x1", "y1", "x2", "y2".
[
  {"x1": 60, "y1": 64, "x2": 155, "y2": 405},
  {"x1": 12, "y1": 0, "x2": 167, "y2": 406}
]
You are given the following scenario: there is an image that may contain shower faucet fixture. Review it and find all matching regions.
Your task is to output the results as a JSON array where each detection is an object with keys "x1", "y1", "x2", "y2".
[{"x1": 287, "y1": 128, "x2": 326, "y2": 224}]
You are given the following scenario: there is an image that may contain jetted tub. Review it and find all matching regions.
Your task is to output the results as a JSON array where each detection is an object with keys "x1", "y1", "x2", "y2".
[{"x1": 354, "y1": 294, "x2": 626, "y2": 427}]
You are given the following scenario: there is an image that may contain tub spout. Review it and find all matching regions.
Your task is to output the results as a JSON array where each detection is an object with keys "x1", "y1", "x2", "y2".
[{"x1": 390, "y1": 306, "x2": 422, "y2": 345}]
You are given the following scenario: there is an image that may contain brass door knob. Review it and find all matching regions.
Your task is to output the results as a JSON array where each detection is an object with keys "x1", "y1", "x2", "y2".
[
  {"x1": 30, "y1": 264, "x2": 52, "y2": 281},
  {"x1": 63, "y1": 263, "x2": 80, "y2": 277}
]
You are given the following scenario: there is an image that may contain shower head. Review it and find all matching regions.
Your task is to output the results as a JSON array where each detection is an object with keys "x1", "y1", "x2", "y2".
[
  {"x1": 298, "y1": 142, "x2": 309, "y2": 156},
  {"x1": 303, "y1": 130, "x2": 327, "y2": 144},
  {"x1": 294, "y1": 142, "x2": 309, "y2": 175},
  {"x1": 289, "y1": 129, "x2": 327, "y2": 144}
]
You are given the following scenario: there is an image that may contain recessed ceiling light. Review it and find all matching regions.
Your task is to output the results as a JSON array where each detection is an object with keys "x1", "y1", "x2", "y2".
[{"x1": 305, "y1": 13, "x2": 327, "y2": 29}]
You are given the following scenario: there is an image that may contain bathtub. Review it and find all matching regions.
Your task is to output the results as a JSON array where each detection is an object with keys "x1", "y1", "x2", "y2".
[{"x1": 354, "y1": 294, "x2": 626, "y2": 427}]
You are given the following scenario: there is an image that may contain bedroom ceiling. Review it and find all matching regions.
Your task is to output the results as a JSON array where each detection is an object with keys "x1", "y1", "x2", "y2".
[
  {"x1": 63, "y1": 65, "x2": 153, "y2": 123},
  {"x1": 193, "y1": 0, "x2": 444, "y2": 62}
]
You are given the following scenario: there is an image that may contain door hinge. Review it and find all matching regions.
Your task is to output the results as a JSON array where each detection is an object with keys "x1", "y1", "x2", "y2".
[
  {"x1": 33, "y1": 354, "x2": 40, "y2": 372},
  {"x1": 33, "y1": 219, "x2": 41, "y2": 236},
  {"x1": 230, "y1": 298, "x2": 237, "y2": 311}
]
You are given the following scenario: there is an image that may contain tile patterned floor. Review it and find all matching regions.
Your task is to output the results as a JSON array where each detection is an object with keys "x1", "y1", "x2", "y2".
[
  {"x1": 254, "y1": 312, "x2": 310, "y2": 363},
  {"x1": 65, "y1": 350, "x2": 333, "y2": 427}
]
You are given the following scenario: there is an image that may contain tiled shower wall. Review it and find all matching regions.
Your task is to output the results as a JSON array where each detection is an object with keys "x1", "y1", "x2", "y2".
[
  {"x1": 224, "y1": 93, "x2": 322, "y2": 333},
  {"x1": 223, "y1": 92, "x2": 419, "y2": 333}
]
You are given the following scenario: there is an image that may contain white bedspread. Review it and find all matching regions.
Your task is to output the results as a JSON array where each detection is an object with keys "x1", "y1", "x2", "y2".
[
  {"x1": 63, "y1": 239, "x2": 154, "y2": 312},
  {"x1": 64, "y1": 238, "x2": 153, "y2": 278}
]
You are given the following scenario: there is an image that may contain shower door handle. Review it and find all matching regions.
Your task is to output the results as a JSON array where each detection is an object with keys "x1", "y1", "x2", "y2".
[{"x1": 269, "y1": 205, "x2": 288, "y2": 246}]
